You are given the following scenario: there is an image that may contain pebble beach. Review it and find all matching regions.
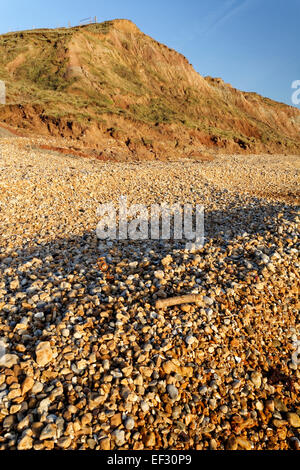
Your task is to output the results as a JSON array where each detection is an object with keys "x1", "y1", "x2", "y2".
[{"x1": 0, "y1": 136, "x2": 299, "y2": 450}]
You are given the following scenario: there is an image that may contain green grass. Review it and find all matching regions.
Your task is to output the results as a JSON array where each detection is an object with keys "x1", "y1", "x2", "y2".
[{"x1": 16, "y1": 51, "x2": 70, "y2": 91}]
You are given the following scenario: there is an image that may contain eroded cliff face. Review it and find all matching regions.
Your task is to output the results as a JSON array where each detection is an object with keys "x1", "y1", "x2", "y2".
[{"x1": 0, "y1": 19, "x2": 299, "y2": 159}]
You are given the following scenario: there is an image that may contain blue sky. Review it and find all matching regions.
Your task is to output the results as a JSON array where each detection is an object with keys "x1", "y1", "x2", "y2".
[{"x1": 1, "y1": 0, "x2": 299, "y2": 107}]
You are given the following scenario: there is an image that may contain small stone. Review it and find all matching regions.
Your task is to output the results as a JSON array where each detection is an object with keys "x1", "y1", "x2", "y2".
[
  {"x1": 88, "y1": 395, "x2": 105, "y2": 410},
  {"x1": 37, "y1": 397, "x2": 51, "y2": 415},
  {"x1": 34, "y1": 312, "x2": 44, "y2": 319},
  {"x1": 274, "y1": 399, "x2": 288, "y2": 412},
  {"x1": 31, "y1": 422, "x2": 44, "y2": 438},
  {"x1": 267, "y1": 263, "x2": 276, "y2": 273},
  {"x1": 0, "y1": 354, "x2": 19, "y2": 368},
  {"x1": 255, "y1": 401, "x2": 264, "y2": 411},
  {"x1": 21, "y1": 376, "x2": 34, "y2": 395},
  {"x1": 273, "y1": 418, "x2": 288, "y2": 428},
  {"x1": 60, "y1": 281, "x2": 71, "y2": 290},
  {"x1": 226, "y1": 436, "x2": 238, "y2": 450},
  {"x1": 17, "y1": 416, "x2": 32, "y2": 432},
  {"x1": 10, "y1": 280, "x2": 20, "y2": 290},
  {"x1": 154, "y1": 270, "x2": 164, "y2": 280},
  {"x1": 181, "y1": 305, "x2": 191, "y2": 313},
  {"x1": 167, "y1": 384, "x2": 179, "y2": 400},
  {"x1": 220, "y1": 405, "x2": 228, "y2": 414},
  {"x1": 124, "y1": 416, "x2": 135, "y2": 430},
  {"x1": 140, "y1": 401, "x2": 149, "y2": 413},
  {"x1": 265, "y1": 400, "x2": 275, "y2": 412},
  {"x1": 87, "y1": 438, "x2": 97, "y2": 449},
  {"x1": 185, "y1": 335, "x2": 196, "y2": 346},
  {"x1": 40, "y1": 423, "x2": 57, "y2": 440},
  {"x1": 111, "y1": 413, "x2": 122, "y2": 427},
  {"x1": 129, "y1": 261, "x2": 138, "y2": 269},
  {"x1": 236, "y1": 437, "x2": 252, "y2": 450},
  {"x1": 31, "y1": 382, "x2": 43, "y2": 394},
  {"x1": 287, "y1": 413, "x2": 300, "y2": 428},
  {"x1": 35, "y1": 341, "x2": 53, "y2": 367},
  {"x1": 8, "y1": 388, "x2": 21, "y2": 400},
  {"x1": 255, "y1": 283, "x2": 265, "y2": 291},
  {"x1": 3, "y1": 415, "x2": 16, "y2": 429},
  {"x1": 162, "y1": 255, "x2": 173, "y2": 267},
  {"x1": 112, "y1": 429, "x2": 125, "y2": 447},
  {"x1": 172, "y1": 406, "x2": 182, "y2": 419},
  {"x1": 210, "y1": 439, "x2": 218, "y2": 450},
  {"x1": 81, "y1": 413, "x2": 92, "y2": 426},
  {"x1": 17, "y1": 435, "x2": 33, "y2": 450},
  {"x1": 250, "y1": 371, "x2": 262, "y2": 389},
  {"x1": 57, "y1": 437, "x2": 72, "y2": 449},
  {"x1": 143, "y1": 431, "x2": 156, "y2": 447},
  {"x1": 290, "y1": 437, "x2": 300, "y2": 450},
  {"x1": 261, "y1": 254, "x2": 270, "y2": 264},
  {"x1": 162, "y1": 360, "x2": 176, "y2": 375},
  {"x1": 10, "y1": 404, "x2": 22, "y2": 414},
  {"x1": 100, "y1": 437, "x2": 111, "y2": 450},
  {"x1": 203, "y1": 296, "x2": 214, "y2": 306}
]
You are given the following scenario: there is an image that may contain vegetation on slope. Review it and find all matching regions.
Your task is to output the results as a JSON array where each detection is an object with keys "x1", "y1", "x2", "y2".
[{"x1": 0, "y1": 20, "x2": 299, "y2": 158}]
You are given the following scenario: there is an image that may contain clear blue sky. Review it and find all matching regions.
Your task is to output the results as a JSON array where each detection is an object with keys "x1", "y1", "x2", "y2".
[{"x1": 1, "y1": 0, "x2": 299, "y2": 107}]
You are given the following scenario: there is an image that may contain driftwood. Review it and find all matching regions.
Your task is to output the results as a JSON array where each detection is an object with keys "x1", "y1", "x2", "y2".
[{"x1": 155, "y1": 294, "x2": 202, "y2": 310}]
